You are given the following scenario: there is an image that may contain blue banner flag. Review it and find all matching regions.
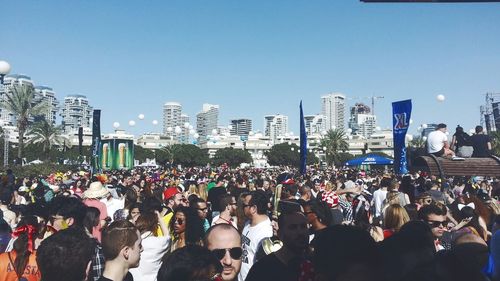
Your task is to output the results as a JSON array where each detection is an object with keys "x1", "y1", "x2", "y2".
[
  {"x1": 392, "y1": 100, "x2": 412, "y2": 174},
  {"x1": 300, "y1": 101, "x2": 307, "y2": 175},
  {"x1": 91, "y1": 109, "x2": 102, "y2": 176}
]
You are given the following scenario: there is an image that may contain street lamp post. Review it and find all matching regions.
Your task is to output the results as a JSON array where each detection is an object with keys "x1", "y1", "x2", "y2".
[{"x1": 0, "y1": 61, "x2": 11, "y2": 167}]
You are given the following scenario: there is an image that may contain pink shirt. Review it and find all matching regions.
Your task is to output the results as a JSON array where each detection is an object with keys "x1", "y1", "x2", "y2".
[{"x1": 83, "y1": 199, "x2": 108, "y2": 242}]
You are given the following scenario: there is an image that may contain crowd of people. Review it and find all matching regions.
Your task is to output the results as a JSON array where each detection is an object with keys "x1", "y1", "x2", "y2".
[{"x1": 0, "y1": 164, "x2": 498, "y2": 281}]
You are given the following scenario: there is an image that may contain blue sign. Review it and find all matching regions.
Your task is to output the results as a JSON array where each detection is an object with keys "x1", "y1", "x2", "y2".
[{"x1": 392, "y1": 100, "x2": 412, "y2": 174}]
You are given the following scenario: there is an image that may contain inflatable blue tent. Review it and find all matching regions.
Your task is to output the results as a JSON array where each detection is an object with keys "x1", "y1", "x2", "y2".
[{"x1": 344, "y1": 154, "x2": 394, "y2": 166}]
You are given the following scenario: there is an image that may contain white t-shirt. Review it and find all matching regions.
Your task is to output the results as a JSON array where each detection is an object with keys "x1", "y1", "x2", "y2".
[
  {"x1": 371, "y1": 189, "x2": 388, "y2": 218},
  {"x1": 129, "y1": 232, "x2": 171, "y2": 281},
  {"x1": 427, "y1": 130, "x2": 448, "y2": 153},
  {"x1": 238, "y1": 217, "x2": 273, "y2": 281}
]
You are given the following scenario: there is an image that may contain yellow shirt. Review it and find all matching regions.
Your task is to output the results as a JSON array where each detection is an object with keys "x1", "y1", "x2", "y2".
[{"x1": 157, "y1": 212, "x2": 173, "y2": 237}]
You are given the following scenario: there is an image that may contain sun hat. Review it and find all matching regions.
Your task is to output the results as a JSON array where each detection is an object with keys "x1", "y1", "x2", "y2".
[{"x1": 82, "y1": 181, "x2": 110, "y2": 199}]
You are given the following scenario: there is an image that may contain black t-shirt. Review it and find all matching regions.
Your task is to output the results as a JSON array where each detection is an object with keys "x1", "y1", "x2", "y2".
[
  {"x1": 245, "y1": 253, "x2": 301, "y2": 281},
  {"x1": 97, "y1": 272, "x2": 134, "y2": 281},
  {"x1": 470, "y1": 134, "x2": 491, "y2": 157}
]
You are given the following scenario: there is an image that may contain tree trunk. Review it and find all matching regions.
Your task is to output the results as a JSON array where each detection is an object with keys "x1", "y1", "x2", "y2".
[{"x1": 17, "y1": 127, "x2": 24, "y2": 165}]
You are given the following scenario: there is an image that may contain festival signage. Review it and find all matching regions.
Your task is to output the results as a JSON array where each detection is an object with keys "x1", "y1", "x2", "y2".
[
  {"x1": 99, "y1": 139, "x2": 134, "y2": 170},
  {"x1": 91, "y1": 110, "x2": 101, "y2": 175},
  {"x1": 392, "y1": 100, "x2": 412, "y2": 174}
]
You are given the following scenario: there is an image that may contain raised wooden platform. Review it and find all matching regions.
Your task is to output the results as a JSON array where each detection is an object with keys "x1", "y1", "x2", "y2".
[{"x1": 412, "y1": 155, "x2": 500, "y2": 177}]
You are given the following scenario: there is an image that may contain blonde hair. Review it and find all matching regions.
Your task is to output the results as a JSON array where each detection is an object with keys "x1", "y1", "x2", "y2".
[
  {"x1": 324, "y1": 181, "x2": 334, "y2": 192},
  {"x1": 384, "y1": 204, "x2": 410, "y2": 232},
  {"x1": 197, "y1": 183, "x2": 208, "y2": 201}
]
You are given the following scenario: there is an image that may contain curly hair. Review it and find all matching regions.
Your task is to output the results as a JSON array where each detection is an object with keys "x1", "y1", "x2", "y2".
[{"x1": 169, "y1": 206, "x2": 204, "y2": 246}]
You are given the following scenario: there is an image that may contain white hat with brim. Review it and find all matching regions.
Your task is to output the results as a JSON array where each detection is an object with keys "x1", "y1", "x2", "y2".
[{"x1": 83, "y1": 181, "x2": 110, "y2": 199}]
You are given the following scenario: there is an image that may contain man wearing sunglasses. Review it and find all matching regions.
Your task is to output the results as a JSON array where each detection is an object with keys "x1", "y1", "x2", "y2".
[
  {"x1": 205, "y1": 224, "x2": 242, "y2": 281},
  {"x1": 418, "y1": 203, "x2": 448, "y2": 251}
]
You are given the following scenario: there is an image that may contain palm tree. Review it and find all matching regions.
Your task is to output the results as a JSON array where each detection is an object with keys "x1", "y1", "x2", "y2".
[
  {"x1": 490, "y1": 131, "x2": 500, "y2": 156},
  {"x1": 27, "y1": 119, "x2": 69, "y2": 161},
  {"x1": 1, "y1": 84, "x2": 48, "y2": 162},
  {"x1": 320, "y1": 129, "x2": 349, "y2": 166}
]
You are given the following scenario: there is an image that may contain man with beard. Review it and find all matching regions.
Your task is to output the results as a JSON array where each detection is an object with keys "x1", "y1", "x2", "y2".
[
  {"x1": 212, "y1": 194, "x2": 238, "y2": 229},
  {"x1": 245, "y1": 212, "x2": 311, "y2": 281},
  {"x1": 205, "y1": 224, "x2": 242, "y2": 281}
]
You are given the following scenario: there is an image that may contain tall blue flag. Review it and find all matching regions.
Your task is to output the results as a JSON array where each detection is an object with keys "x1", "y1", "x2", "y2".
[
  {"x1": 300, "y1": 101, "x2": 307, "y2": 175},
  {"x1": 392, "y1": 100, "x2": 412, "y2": 174}
]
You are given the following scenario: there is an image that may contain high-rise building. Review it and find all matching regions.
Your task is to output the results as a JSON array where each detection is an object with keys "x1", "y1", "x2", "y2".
[
  {"x1": 304, "y1": 115, "x2": 326, "y2": 135},
  {"x1": 348, "y1": 103, "x2": 376, "y2": 138},
  {"x1": 321, "y1": 93, "x2": 345, "y2": 130},
  {"x1": 264, "y1": 114, "x2": 288, "y2": 142},
  {"x1": 60, "y1": 95, "x2": 93, "y2": 133},
  {"x1": 1, "y1": 74, "x2": 35, "y2": 126},
  {"x1": 230, "y1": 119, "x2": 253, "y2": 136},
  {"x1": 196, "y1": 104, "x2": 219, "y2": 139},
  {"x1": 162, "y1": 102, "x2": 191, "y2": 143},
  {"x1": 163, "y1": 102, "x2": 182, "y2": 135},
  {"x1": 34, "y1": 86, "x2": 59, "y2": 125}
]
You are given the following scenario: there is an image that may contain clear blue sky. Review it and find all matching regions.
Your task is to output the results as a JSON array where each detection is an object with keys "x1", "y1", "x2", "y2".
[{"x1": 2, "y1": 1, "x2": 500, "y2": 136}]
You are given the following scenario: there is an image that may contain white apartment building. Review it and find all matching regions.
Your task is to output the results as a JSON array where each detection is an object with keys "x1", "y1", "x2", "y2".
[
  {"x1": 60, "y1": 95, "x2": 93, "y2": 133},
  {"x1": 304, "y1": 114, "x2": 326, "y2": 135},
  {"x1": 264, "y1": 114, "x2": 288, "y2": 143},
  {"x1": 1, "y1": 74, "x2": 35, "y2": 126},
  {"x1": 196, "y1": 104, "x2": 219, "y2": 140},
  {"x1": 34, "y1": 86, "x2": 59, "y2": 125},
  {"x1": 321, "y1": 93, "x2": 345, "y2": 131}
]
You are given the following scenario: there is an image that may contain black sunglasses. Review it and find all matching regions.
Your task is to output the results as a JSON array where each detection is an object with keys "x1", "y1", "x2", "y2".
[
  {"x1": 174, "y1": 218, "x2": 184, "y2": 225},
  {"x1": 426, "y1": 220, "x2": 446, "y2": 228},
  {"x1": 212, "y1": 247, "x2": 243, "y2": 260}
]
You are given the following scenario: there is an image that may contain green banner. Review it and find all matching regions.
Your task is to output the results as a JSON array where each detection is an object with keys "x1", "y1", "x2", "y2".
[{"x1": 99, "y1": 139, "x2": 134, "y2": 170}]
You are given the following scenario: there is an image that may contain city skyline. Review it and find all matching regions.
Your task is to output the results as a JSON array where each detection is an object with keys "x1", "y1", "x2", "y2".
[{"x1": 2, "y1": 1, "x2": 499, "y2": 136}]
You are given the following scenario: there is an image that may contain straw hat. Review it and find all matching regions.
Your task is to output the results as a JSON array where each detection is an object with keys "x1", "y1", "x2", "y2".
[{"x1": 83, "y1": 181, "x2": 110, "y2": 199}]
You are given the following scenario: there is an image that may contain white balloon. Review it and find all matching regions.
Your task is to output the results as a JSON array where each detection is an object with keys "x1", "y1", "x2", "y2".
[
  {"x1": 289, "y1": 131, "x2": 294, "y2": 136},
  {"x1": 167, "y1": 127, "x2": 173, "y2": 132},
  {"x1": 211, "y1": 129, "x2": 218, "y2": 135},
  {"x1": 422, "y1": 136, "x2": 427, "y2": 141},
  {"x1": 406, "y1": 134, "x2": 413, "y2": 141},
  {"x1": 436, "y1": 94, "x2": 445, "y2": 102},
  {"x1": 417, "y1": 126, "x2": 422, "y2": 132},
  {"x1": 409, "y1": 119, "x2": 413, "y2": 124},
  {"x1": 138, "y1": 114, "x2": 145, "y2": 120},
  {"x1": 321, "y1": 130, "x2": 327, "y2": 136},
  {"x1": 249, "y1": 131, "x2": 255, "y2": 136},
  {"x1": 174, "y1": 126, "x2": 182, "y2": 134},
  {"x1": 291, "y1": 147, "x2": 295, "y2": 151},
  {"x1": 128, "y1": 120, "x2": 136, "y2": 126},
  {"x1": 189, "y1": 129, "x2": 195, "y2": 135},
  {"x1": 89, "y1": 118, "x2": 93, "y2": 124},
  {"x1": 184, "y1": 122, "x2": 190, "y2": 128},
  {"x1": 188, "y1": 125, "x2": 193, "y2": 130},
  {"x1": 347, "y1": 128, "x2": 353, "y2": 133},
  {"x1": 113, "y1": 122, "x2": 120, "y2": 129},
  {"x1": 193, "y1": 133, "x2": 199, "y2": 139},
  {"x1": 152, "y1": 120, "x2": 158, "y2": 125},
  {"x1": 228, "y1": 125, "x2": 233, "y2": 130},
  {"x1": 422, "y1": 124, "x2": 428, "y2": 129}
]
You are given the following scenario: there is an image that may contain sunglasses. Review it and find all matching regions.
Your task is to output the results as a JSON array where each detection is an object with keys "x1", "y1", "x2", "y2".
[
  {"x1": 174, "y1": 218, "x2": 184, "y2": 225},
  {"x1": 212, "y1": 247, "x2": 243, "y2": 260},
  {"x1": 426, "y1": 220, "x2": 446, "y2": 228}
]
